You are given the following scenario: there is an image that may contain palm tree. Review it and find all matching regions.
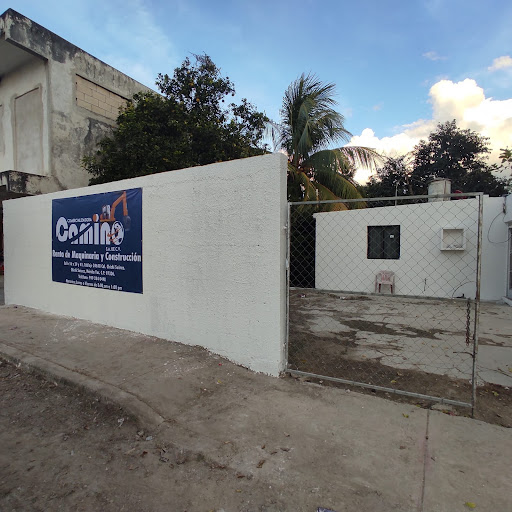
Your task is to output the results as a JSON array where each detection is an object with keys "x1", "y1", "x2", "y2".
[{"x1": 273, "y1": 73, "x2": 381, "y2": 203}]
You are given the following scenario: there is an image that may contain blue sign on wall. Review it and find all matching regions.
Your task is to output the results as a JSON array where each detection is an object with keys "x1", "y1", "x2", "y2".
[{"x1": 52, "y1": 188, "x2": 143, "y2": 293}]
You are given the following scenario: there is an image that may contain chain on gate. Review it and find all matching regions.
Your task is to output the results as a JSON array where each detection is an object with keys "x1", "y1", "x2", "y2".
[{"x1": 466, "y1": 298, "x2": 471, "y2": 346}]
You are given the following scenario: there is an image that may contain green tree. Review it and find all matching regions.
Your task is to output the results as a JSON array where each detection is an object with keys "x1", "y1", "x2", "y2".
[
  {"x1": 84, "y1": 54, "x2": 268, "y2": 185},
  {"x1": 500, "y1": 147, "x2": 512, "y2": 174},
  {"x1": 363, "y1": 155, "x2": 414, "y2": 198},
  {"x1": 500, "y1": 147, "x2": 512, "y2": 162},
  {"x1": 410, "y1": 120, "x2": 508, "y2": 196},
  {"x1": 272, "y1": 73, "x2": 380, "y2": 202}
]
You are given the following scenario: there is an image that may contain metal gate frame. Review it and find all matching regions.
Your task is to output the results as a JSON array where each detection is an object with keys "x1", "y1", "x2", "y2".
[{"x1": 285, "y1": 193, "x2": 483, "y2": 416}]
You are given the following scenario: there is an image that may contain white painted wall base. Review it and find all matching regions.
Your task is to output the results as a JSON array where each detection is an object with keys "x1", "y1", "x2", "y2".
[{"x1": 4, "y1": 154, "x2": 288, "y2": 376}]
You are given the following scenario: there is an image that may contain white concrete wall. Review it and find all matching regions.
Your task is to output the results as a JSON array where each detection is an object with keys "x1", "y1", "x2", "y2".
[
  {"x1": 314, "y1": 196, "x2": 508, "y2": 301},
  {"x1": 481, "y1": 197, "x2": 508, "y2": 300},
  {"x1": 504, "y1": 194, "x2": 512, "y2": 224},
  {"x1": 4, "y1": 153, "x2": 288, "y2": 375}
]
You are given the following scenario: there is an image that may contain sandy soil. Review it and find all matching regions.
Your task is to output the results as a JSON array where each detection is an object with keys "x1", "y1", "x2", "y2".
[{"x1": 0, "y1": 361, "x2": 287, "y2": 512}]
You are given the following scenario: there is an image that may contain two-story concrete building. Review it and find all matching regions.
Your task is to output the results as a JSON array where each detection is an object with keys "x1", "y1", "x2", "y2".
[{"x1": 0, "y1": 8, "x2": 152, "y2": 264}]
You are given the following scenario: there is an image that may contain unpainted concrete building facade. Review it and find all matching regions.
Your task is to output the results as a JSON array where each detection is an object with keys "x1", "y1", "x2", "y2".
[
  {"x1": 0, "y1": 8, "x2": 151, "y2": 262},
  {"x1": 0, "y1": 8, "x2": 151, "y2": 194}
]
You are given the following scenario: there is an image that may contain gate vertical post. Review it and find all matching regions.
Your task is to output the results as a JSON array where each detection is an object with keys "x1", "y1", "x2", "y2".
[
  {"x1": 285, "y1": 203, "x2": 291, "y2": 370},
  {"x1": 471, "y1": 194, "x2": 483, "y2": 417}
]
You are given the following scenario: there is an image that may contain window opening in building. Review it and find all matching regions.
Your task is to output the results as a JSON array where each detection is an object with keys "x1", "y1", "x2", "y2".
[{"x1": 367, "y1": 225, "x2": 400, "y2": 259}]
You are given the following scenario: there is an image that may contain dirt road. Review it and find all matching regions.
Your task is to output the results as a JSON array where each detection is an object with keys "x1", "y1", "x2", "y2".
[
  {"x1": 0, "y1": 360, "x2": 286, "y2": 512},
  {"x1": 1, "y1": 316, "x2": 511, "y2": 512}
]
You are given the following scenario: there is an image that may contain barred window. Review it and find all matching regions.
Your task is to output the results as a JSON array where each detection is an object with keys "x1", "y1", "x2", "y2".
[{"x1": 367, "y1": 225, "x2": 400, "y2": 259}]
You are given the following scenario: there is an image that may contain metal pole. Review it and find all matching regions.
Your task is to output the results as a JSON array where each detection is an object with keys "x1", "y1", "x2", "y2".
[
  {"x1": 284, "y1": 203, "x2": 291, "y2": 371},
  {"x1": 288, "y1": 370, "x2": 472, "y2": 409},
  {"x1": 471, "y1": 195, "x2": 483, "y2": 417},
  {"x1": 289, "y1": 191, "x2": 483, "y2": 207}
]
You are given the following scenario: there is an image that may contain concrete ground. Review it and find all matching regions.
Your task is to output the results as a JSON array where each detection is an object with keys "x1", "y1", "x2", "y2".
[
  {"x1": 290, "y1": 290, "x2": 512, "y2": 388},
  {"x1": 0, "y1": 305, "x2": 510, "y2": 512}
]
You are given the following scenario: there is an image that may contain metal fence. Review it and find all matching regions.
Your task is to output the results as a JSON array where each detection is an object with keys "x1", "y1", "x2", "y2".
[{"x1": 286, "y1": 193, "x2": 483, "y2": 413}]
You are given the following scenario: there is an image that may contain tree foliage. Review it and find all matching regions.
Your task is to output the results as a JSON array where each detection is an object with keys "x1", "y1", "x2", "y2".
[
  {"x1": 365, "y1": 120, "x2": 509, "y2": 198},
  {"x1": 84, "y1": 55, "x2": 268, "y2": 185},
  {"x1": 410, "y1": 120, "x2": 508, "y2": 196},
  {"x1": 500, "y1": 147, "x2": 512, "y2": 163},
  {"x1": 273, "y1": 73, "x2": 380, "y2": 203},
  {"x1": 363, "y1": 156, "x2": 413, "y2": 199},
  {"x1": 500, "y1": 147, "x2": 512, "y2": 174}
]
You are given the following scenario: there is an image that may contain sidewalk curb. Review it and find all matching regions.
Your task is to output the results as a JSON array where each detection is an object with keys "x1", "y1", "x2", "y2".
[
  {"x1": 0, "y1": 341, "x2": 166, "y2": 430},
  {"x1": 0, "y1": 341, "x2": 255, "y2": 476}
]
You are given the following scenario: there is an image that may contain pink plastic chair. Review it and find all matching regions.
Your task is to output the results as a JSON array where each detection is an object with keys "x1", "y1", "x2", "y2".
[{"x1": 375, "y1": 271, "x2": 395, "y2": 294}]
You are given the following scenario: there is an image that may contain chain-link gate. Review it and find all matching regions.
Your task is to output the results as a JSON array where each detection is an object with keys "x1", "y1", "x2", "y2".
[{"x1": 286, "y1": 193, "x2": 483, "y2": 413}]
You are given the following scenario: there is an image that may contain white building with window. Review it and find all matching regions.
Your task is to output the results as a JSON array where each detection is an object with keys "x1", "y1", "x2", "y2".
[{"x1": 313, "y1": 195, "x2": 510, "y2": 302}]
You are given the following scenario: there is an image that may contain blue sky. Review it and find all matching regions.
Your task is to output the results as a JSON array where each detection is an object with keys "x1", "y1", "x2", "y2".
[{"x1": 7, "y1": 0, "x2": 512, "y2": 181}]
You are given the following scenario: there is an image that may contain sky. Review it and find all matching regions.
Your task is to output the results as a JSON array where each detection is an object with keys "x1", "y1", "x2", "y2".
[{"x1": 7, "y1": 0, "x2": 512, "y2": 182}]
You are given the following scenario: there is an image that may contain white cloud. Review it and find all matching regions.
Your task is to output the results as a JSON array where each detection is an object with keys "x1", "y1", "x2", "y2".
[
  {"x1": 488, "y1": 56, "x2": 512, "y2": 72},
  {"x1": 14, "y1": 0, "x2": 178, "y2": 90},
  {"x1": 350, "y1": 78, "x2": 512, "y2": 184},
  {"x1": 422, "y1": 51, "x2": 446, "y2": 61},
  {"x1": 82, "y1": 0, "x2": 177, "y2": 90}
]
